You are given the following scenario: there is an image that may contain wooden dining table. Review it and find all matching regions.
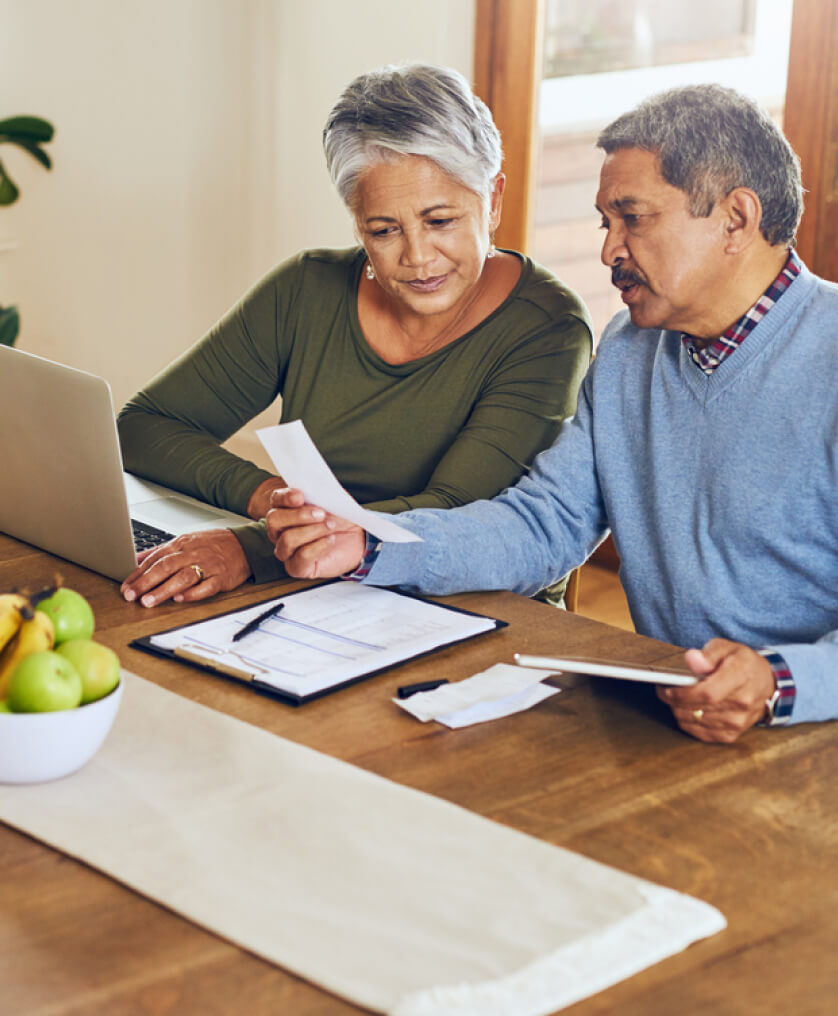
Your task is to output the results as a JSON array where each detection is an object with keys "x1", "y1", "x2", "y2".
[{"x1": 1, "y1": 529, "x2": 835, "y2": 1015}]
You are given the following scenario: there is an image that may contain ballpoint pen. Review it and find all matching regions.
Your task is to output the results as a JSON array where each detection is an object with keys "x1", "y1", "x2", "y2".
[
  {"x1": 397, "y1": 678, "x2": 449, "y2": 698},
  {"x1": 231, "y1": 602, "x2": 284, "y2": 642}
]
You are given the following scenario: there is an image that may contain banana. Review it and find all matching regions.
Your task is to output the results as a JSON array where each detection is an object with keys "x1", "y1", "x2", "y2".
[
  {"x1": 0, "y1": 593, "x2": 30, "y2": 655},
  {"x1": 0, "y1": 608, "x2": 55, "y2": 697}
]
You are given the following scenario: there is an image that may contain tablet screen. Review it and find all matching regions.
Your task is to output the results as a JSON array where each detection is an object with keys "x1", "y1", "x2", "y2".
[{"x1": 514, "y1": 654, "x2": 698, "y2": 686}]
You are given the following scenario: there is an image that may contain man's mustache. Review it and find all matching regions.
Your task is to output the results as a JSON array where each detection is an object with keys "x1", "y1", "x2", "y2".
[{"x1": 611, "y1": 265, "x2": 647, "y2": 288}]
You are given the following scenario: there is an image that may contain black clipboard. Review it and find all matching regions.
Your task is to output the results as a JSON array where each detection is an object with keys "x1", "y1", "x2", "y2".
[{"x1": 131, "y1": 581, "x2": 507, "y2": 706}]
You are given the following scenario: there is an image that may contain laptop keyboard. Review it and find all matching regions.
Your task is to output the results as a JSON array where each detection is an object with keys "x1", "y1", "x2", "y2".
[{"x1": 131, "y1": 519, "x2": 175, "y2": 553}]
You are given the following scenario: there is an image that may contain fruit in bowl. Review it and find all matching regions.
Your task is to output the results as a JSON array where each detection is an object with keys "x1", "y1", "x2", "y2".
[
  {"x1": 35, "y1": 587, "x2": 95, "y2": 644},
  {"x1": 6, "y1": 651, "x2": 83, "y2": 712},
  {"x1": 0, "y1": 585, "x2": 123, "y2": 783},
  {"x1": 0, "y1": 594, "x2": 55, "y2": 698},
  {"x1": 56, "y1": 639, "x2": 121, "y2": 704}
]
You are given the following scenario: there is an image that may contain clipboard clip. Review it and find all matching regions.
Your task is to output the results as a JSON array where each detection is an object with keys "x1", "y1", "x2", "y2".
[{"x1": 173, "y1": 645, "x2": 269, "y2": 683}]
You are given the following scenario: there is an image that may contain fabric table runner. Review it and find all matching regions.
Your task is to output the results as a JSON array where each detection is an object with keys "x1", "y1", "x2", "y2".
[{"x1": 0, "y1": 672, "x2": 725, "y2": 1015}]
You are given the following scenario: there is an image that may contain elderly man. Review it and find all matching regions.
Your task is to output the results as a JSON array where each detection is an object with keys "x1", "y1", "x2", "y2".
[{"x1": 267, "y1": 84, "x2": 838, "y2": 744}]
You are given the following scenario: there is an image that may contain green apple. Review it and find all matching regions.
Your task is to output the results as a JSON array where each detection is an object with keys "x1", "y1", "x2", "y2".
[
  {"x1": 55, "y1": 639, "x2": 120, "y2": 704},
  {"x1": 7, "y1": 651, "x2": 83, "y2": 712},
  {"x1": 35, "y1": 588, "x2": 95, "y2": 644}
]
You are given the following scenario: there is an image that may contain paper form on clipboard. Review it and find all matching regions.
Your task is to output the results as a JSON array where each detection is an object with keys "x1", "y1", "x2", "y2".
[{"x1": 133, "y1": 581, "x2": 504, "y2": 704}]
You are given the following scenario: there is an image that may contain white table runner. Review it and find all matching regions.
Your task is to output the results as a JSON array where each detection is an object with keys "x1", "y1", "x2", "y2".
[{"x1": 0, "y1": 672, "x2": 725, "y2": 1015}]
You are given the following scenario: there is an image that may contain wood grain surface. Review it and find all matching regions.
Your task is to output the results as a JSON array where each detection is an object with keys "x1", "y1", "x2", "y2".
[{"x1": 1, "y1": 532, "x2": 835, "y2": 1016}]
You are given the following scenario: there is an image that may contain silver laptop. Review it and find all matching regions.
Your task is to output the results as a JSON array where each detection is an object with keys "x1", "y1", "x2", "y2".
[{"x1": 0, "y1": 345, "x2": 251, "y2": 580}]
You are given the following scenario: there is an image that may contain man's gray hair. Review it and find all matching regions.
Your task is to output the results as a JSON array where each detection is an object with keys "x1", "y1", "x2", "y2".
[
  {"x1": 597, "y1": 84, "x2": 802, "y2": 247},
  {"x1": 323, "y1": 63, "x2": 503, "y2": 208}
]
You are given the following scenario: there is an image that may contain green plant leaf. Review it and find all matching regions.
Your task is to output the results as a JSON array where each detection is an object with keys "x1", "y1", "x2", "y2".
[
  {"x1": 0, "y1": 306, "x2": 20, "y2": 346},
  {"x1": 0, "y1": 115, "x2": 54, "y2": 143},
  {"x1": 5, "y1": 137, "x2": 52, "y2": 170},
  {"x1": 0, "y1": 158, "x2": 20, "y2": 205}
]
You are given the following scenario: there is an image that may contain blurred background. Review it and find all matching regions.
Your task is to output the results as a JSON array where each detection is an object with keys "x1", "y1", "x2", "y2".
[{"x1": 0, "y1": 0, "x2": 475, "y2": 429}]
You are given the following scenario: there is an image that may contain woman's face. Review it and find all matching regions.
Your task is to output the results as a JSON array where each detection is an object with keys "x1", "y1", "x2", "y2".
[{"x1": 353, "y1": 156, "x2": 503, "y2": 321}]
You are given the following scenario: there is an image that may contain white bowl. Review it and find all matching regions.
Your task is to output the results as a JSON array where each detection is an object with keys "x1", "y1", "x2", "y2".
[{"x1": 0, "y1": 678, "x2": 123, "y2": 784}]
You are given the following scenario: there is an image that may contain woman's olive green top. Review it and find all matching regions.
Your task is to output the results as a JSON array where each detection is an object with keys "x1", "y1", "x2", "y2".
[{"x1": 118, "y1": 247, "x2": 592, "y2": 587}]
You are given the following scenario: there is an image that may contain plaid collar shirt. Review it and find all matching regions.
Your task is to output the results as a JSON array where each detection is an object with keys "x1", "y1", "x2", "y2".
[{"x1": 682, "y1": 250, "x2": 802, "y2": 374}]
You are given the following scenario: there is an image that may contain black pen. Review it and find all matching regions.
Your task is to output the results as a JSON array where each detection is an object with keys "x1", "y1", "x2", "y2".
[
  {"x1": 232, "y1": 602, "x2": 284, "y2": 643},
  {"x1": 397, "y1": 678, "x2": 449, "y2": 699}
]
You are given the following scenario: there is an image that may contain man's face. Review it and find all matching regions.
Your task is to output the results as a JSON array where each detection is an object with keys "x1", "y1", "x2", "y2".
[{"x1": 596, "y1": 147, "x2": 729, "y2": 336}]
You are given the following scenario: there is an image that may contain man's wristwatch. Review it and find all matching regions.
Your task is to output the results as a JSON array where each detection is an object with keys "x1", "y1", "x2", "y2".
[{"x1": 756, "y1": 650, "x2": 795, "y2": 727}]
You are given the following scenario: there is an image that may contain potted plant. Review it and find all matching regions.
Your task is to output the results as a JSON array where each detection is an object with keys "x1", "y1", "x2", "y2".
[{"x1": 0, "y1": 115, "x2": 55, "y2": 346}]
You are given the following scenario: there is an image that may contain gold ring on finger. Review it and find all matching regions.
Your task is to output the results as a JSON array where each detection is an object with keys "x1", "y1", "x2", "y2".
[
  {"x1": 692, "y1": 708, "x2": 704, "y2": 722},
  {"x1": 191, "y1": 564, "x2": 205, "y2": 582}
]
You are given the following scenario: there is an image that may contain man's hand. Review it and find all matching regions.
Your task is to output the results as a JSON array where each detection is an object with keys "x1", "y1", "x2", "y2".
[
  {"x1": 120, "y1": 529, "x2": 251, "y2": 607},
  {"x1": 266, "y1": 488, "x2": 366, "y2": 579},
  {"x1": 657, "y1": 638, "x2": 775, "y2": 743}
]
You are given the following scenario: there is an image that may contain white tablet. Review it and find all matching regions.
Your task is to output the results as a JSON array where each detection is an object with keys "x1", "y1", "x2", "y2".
[{"x1": 514, "y1": 654, "x2": 698, "y2": 686}]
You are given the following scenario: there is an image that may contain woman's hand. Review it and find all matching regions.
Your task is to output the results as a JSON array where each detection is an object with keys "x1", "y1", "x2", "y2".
[
  {"x1": 246, "y1": 476, "x2": 289, "y2": 520},
  {"x1": 266, "y1": 488, "x2": 366, "y2": 579},
  {"x1": 120, "y1": 529, "x2": 252, "y2": 607}
]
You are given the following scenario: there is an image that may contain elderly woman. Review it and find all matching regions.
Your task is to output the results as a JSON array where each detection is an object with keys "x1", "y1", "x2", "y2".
[{"x1": 118, "y1": 63, "x2": 592, "y2": 608}]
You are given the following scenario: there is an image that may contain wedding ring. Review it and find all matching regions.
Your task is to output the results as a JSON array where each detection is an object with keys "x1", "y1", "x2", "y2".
[
  {"x1": 692, "y1": 708, "x2": 704, "y2": 722},
  {"x1": 191, "y1": 564, "x2": 205, "y2": 582}
]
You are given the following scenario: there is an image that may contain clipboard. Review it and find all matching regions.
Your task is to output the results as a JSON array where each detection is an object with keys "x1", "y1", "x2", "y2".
[{"x1": 132, "y1": 581, "x2": 507, "y2": 706}]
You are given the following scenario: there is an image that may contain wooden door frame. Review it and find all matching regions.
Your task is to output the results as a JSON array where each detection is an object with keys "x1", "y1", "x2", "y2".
[
  {"x1": 783, "y1": 0, "x2": 838, "y2": 282},
  {"x1": 473, "y1": 0, "x2": 544, "y2": 254}
]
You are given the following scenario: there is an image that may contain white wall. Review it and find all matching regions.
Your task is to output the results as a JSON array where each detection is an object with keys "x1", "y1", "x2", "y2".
[{"x1": 1, "y1": 0, "x2": 475, "y2": 427}]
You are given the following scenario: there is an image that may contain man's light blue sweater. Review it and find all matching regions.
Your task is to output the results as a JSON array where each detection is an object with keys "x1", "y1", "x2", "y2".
[{"x1": 363, "y1": 263, "x2": 838, "y2": 724}]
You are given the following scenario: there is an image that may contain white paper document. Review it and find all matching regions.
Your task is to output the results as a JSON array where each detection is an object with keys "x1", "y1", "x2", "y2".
[
  {"x1": 147, "y1": 582, "x2": 500, "y2": 702},
  {"x1": 396, "y1": 663, "x2": 559, "y2": 727},
  {"x1": 256, "y1": 419, "x2": 421, "y2": 544}
]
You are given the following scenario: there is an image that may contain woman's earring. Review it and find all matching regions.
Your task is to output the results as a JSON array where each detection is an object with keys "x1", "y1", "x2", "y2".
[
  {"x1": 365, "y1": 261, "x2": 375, "y2": 281},
  {"x1": 486, "y1": 234, "x2": 497, "y2": 259}
]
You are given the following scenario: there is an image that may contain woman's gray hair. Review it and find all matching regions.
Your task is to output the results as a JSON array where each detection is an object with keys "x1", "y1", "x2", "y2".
[
  {"x1": 323, "y1": 63, "x2": 503, "y2": 208},
  {"x1": 597, "y1": 84, "x2": 802, "y2": 247}
]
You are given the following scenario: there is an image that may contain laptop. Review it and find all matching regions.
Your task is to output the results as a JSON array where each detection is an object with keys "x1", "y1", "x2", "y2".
[{"x1": 0, "y1": 345, "x2": 252, "y2": 581}]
